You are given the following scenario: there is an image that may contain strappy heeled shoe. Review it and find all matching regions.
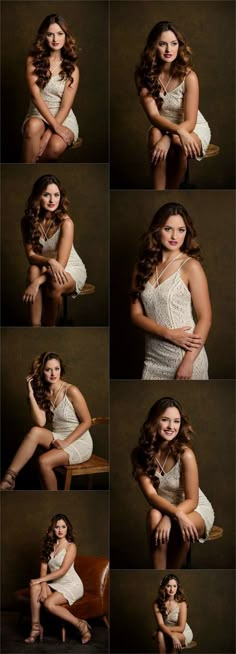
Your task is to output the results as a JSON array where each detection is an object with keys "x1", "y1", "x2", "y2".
[
  {"x1": 76, "y1": 619, "x2": 92, "y2": 644},
  {"x1": 25, "y1": 623, "x2": 43, "y2": 643},
  {"x1": 0, "y1": 469, "x2": 17, "y2": 490}
]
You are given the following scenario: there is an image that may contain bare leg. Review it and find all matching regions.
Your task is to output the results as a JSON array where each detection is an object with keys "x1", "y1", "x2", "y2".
[
  {"x1": 43, "y1": 275, "x2": 76, "y2": 326},
  {"x1": 25, "y1": 265, "x2": 43, "y2": 326},
  {"x1": 148, "y1": 127, "x2": 167, "y2": 190},
  {"x1": 25, "y1": 583, "x2": 53, "y2": 642},
  {"x1": 39, "y1": 133, "x2": 73, "y2": 162},
  {"x1": 0, "y1": 427, "x2": 53, "y2": 488},
  {"x1": 147, "y1": 508, "x2": 168, "y2": 569},
  {"x1": 44, "y1": 593, "x2": 91, "y2": 642},
  {"x1": 167, "y1": 512, "x2": 205, "y2": 569},
  {"x1": 169, "y1": 632, "x2": 186, "y2": 653},
  {"x1": 22, "y1": 118, "x2": 46, "y2": 163},
  {"x1": 38, "y1": 449, "x2": 69, "y2": 491},
  {"x1": 166, "y1": 141, "x2": 188, "y2": 189},
  {"x1": 156, "y1": 631, "x2": 167, "y2": 654}
]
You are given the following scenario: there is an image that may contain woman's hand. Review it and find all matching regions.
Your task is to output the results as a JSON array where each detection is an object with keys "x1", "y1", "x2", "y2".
[
  {"x1": 51, "y1": 439, "x2": 64, "y2": 450},
  {"x1": 167, "y1": 327, "x2": 202, "y2": 351},
  {"x1": 175, "y1": 359, "x2": 193, "y2": 380},
  {"x1": 172, "y1": 636, "x2": 183, "y2": 650},
  {"x1": 154, "y1": 515, "x2": 171, "y2": 545},
  {"x1": 23, "y1": 280, "x2": 40, "y2": 303},
  {"x1": 48, "y1": 258, "x2": 68, "y2": 285},
  {"x1": 178, "y1": 127, "x2": 201, "y2": 159},
  {"x1": 38, "y1": 586, "x2": 49, "y2": 602},
  {"x1": 26, "y1": 375, "x2": 34, "y2": 398},
  {"x1": 151, "y1": 134, "x2": 171, "y2": 164},
  {"x1": 37, "y1": 128, "x2": 53, "y2": 159},
  {"x1": 54, "y1": 123, "x2": 73, "y2": 146},
  {"x1": 175, "y1": 510, "x2": 199, "y2": 542}
]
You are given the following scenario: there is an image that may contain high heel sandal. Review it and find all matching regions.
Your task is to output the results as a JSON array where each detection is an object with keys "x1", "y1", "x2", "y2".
[
  {"x1": 76, "y1": 619, "x2": 92, "y2": 644},
  {"x1": 25, "y1": 623, "x2": 43, "y2": 643},
  {"x1": 0, "y1": 469, "x2": 17, "y2": 490}
]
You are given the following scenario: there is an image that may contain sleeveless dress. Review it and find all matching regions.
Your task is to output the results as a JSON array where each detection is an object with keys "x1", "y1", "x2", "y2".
[
  {"x1": 48, "y1": 546, "x2": 83, "y2": 605},
  {"x1": 52, "y1": 385, "x2": 93, "y2": 465},
  {"x1": 159, "y1": 78, "x2": 211, "y2": 160},
  {"x1": 164, "y1": 605, "x2": 193, "y2": 646},
  {"x1": 141, "y1": 258, "x2": 209, "y2": 380},
  {"x1": 155, "y1": 458, "x2": 214, "y2": 543},
  {"x1": 40, "y1": 227, "x2": 87, "y2": 297},
  {"x1": 22, "y1": 74, "x2": 79, "y2": 143}
]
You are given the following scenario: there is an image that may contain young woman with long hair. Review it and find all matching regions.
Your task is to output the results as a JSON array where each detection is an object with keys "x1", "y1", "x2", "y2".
[
  {"x1": 21, "y1": 174, "x2": 87, "y2": 326},
  {"x1": 132, "y1": 397, "x2": 214, "y2": 569},
  {"x1": 22, "y1": 14, "x2": 79, "y2": 163},
  {"x1": 131, "y1": 202, "x2": 212, "y2": 380},
  {"x1": 153, "y1": 574, "x2": 193, "y2": 652},
  {"x1": 0, "y1": 352, "x2": 93, "y2": 491},
  {"x1": 135, "y1": 21, "x2": 211, "y2": 189},
  {"x1": 25, "y1": 514, "x2": 91, "y2": 644}
]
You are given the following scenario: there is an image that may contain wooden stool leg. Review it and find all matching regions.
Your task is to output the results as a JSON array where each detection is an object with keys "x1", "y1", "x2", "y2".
[
  {"x1": 61, "y1": 624, "x2": 66, "y2": 642},
  {"x1": 64, "y1": 470, "x2": 73, "y2": 491},
  {"x1": 103, "y1": 615, "x2": 110, "y2": 628}
]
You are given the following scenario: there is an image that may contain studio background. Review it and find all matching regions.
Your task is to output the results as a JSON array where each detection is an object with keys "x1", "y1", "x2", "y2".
[
  {"x1": 2, "y1": 0, "x2": 108, "y2": 163},
  {"x1": 110, "y1": 569, "x2": 235, "y2": 653},
  {"x1": 1, "y1": 491, "x2": 108, "y2": 610},
  {"x1": 110, "y1": 190, "x2": 235, "y2": 380},
  {"x1": 110, "y1": 380, "x2": 235, "y2": 569},
  {"x1": 1, "y1": 164, "x2": 108, "y2": 326},
  {"x1": 1, "y1": 327, "x2": 109, "y2": 489},
  {"x1": 110, "y1": 0, "x2": 235, "y2": 189}
]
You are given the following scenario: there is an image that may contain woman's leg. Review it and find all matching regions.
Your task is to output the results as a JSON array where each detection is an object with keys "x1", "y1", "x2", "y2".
[
  {"x1": 156, "y1": 630, "x2": 167, "y2": 654},
  {"x1": 25, "y1": 265, "x2": 43, "y2": 326},
  {"x1": 147, "y1": 508, "x2": 168, "y2": 569},
  {"x1": 43, "y1": 274, "x2": 76, "y2": 326},
  {"x1": 38, "y1": 448, "x2": 70, "y2": 491},
  {"x1": 167, "y1": 512, "x2": 205, "y2": 569},
  {"x1": 39, "y1": 130, "x2": 73, "y2": 162},
  {"x1": 22, "y1": 118, "x2": 46, "y2": 163},
  {"x1": 0, "y1": 427, "x2": 53, "y2": 489},
  {"x1": 148, "y1": 127, "x2": 167, "y2": 190},
  {"x1": 169, "y1": 632, "x2": 186, "y2": 653},
  {"x1": 166, "y1": 132, "x2": 202, "y2": 189},
  {"x1": 25, "y1": 583, "x2": 53, "y2": 642},
  {"x1": 44, "y1": 592, "x2": 91, "y2": 642}
]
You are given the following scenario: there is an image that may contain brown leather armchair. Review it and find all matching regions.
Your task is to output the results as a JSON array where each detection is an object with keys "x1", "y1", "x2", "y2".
[{"x1": 15, "y1": 554, "x2": 109, "y2": 641}]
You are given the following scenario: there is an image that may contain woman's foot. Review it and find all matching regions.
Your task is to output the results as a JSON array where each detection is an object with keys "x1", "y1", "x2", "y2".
[
  {"x1": 25, "y1": 623, "x2": 43, "y2": 643},
  {"x1": 0, "y1": 469, "x2": 17, "y2": 490},
  {"x1": 76, "y1": 619, "x2": 92, "y2": 644}
]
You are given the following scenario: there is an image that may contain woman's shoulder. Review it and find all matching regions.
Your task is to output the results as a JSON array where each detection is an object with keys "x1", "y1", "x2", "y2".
[
  {"x1": 180, "y1": 447, "x2": 196, "y2": 464},
  {"x1": 66, "y1": 384, "x2": 83, "y2": 401},
  {"x1": 60, "y1": 214, "x2": 74, "y2": 229},
  {"x1": 185, "y1": 69, "x2": 199, "y2": 87},
  {"x1": 183, "y1": 257, "x2": 203, "y2": 274}
]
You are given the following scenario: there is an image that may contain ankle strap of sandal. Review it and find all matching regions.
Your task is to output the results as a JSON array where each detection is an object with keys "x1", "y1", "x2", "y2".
[{"x1": 6, "y1": 469, "x2": 17, "y2": 479}]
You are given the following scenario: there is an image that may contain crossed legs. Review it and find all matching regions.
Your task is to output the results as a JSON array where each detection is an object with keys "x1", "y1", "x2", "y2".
[
  {"x1": 147, "y1": 508, "x2": 205, "y2": 569},
  {"x1": 24, "y1": 266, "x2": 76, "y2": 326},
  {"x1": 22, "y1": 118, "x2": 73, "y2": 163},
  {"x1": 156, "y1": 629, "x2": 186, "y2": 654}
]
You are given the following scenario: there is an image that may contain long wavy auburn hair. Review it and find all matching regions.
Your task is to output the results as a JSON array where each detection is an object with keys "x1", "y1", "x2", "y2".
[
  {"x1": 30, "y1": 14, "x2": 78, "y2": 89},
  {"x1": 21, "y1": 175, "x2": 69, "y2": 254},
  {"x1": 131, "y1": 397, "x2": 194, "y2": 488},
  {"x1": 41, "y1": 513, "x2": 75, "y2": 562},
  {"x1": 131, "y1": 202, "x2": 201, "y2": 300},
  {"x1": 135, "y1": 20, "x2": 192, "y2": 108},
  {"x1": 28, "y1": 351, "x2": 65, "y2": 423},
  {"x1": 155, "y1": 574, "x2": 187, "y2": 617}
]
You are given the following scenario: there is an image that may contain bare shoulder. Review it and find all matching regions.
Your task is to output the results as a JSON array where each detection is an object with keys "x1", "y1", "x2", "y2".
[
  {"x1": 185, "y1": 70, "x2": 199, "y2": 86},
  {"x1": 66, "y1": 542, "x2": 77, "y2": 554},
  {"x1": 67, "y1": 384, "x2": 84, "y2": 402},
  {"x1": 61, "y1": 214, "x2": 73, "y2": 226},
  {"x1": 184, "y1": 257, "x2": 204, "y2": 276},
  {"x1": 180, "y1": 447, "x2": 197, "y2": 464}
]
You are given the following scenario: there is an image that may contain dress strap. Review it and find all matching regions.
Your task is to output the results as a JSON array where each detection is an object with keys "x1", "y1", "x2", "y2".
[
  {"x1": 177, "y1": 257, "x2": 191, "y2": 271},
  {"x1": 64, "y1": 383, "x2": 71, "y2": 397},
  {"x1": 155, "y1": 253, "x2": 182, "y2": 285}
]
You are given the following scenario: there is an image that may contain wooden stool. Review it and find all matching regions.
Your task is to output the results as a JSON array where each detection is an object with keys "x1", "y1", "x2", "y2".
[
  {"x1": 181, "y1": 143, "x2": 220, "y2": 188},
  {"x1": 70, "y1": 137, "x2": 83, "y2": 149},
  {"x1": 57, "y1": 417, "x2": 109, "y2": 490},
  {"x1": 62, "y1": 282, "x2": 95, "y2": 324},
  {"x1": 186, "y1": 525, "x2": 223, "y2": 567},
  {"x1": 184, "y1": 642, "x2": 197, "y2": 650}
]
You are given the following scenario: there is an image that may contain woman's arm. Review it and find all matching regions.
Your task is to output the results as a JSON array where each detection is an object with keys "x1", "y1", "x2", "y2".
[
  {"x1": 153, "y1": 602, "x2": 181, "y2": 641},
  {"x1": 137, "y1": 470, "x2": 181, "y2": 519},
  {"x1": 30, "y1": 544, "x2": 76, "y2": 585},
  {"x1": 56, "y1": 217, "x2": 74, "y2": 267},
  {"x1": 27, "y1": 377, "x2": 46, "y2": 427},
  {"x1": 54, "y1": 66, "x2": 79, "y2": 125},
  {"x1": 26, "y1": 57, "x2": 60, "y2": 131},
  {"x1": 52, "y1": 385, "x2": 92, "y2": 450},
  {"x1": 166, "y1": 603, "x2": 188, "y2": 634},
  {"x1": 175, "y1": 259, "x2": 212, "y2": 379},
  {"x1": 179, "y1": 71, "x2": 199, "y2": 133}
]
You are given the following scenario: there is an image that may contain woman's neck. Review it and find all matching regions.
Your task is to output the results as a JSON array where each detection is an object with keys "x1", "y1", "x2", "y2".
[{"x1": 161, "y1": 249, "x2": 182, "y2": 263}]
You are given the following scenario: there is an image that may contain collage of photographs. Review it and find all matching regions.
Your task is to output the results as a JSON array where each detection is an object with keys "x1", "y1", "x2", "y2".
[{"x1": 1, "y1": 1, "x2": 235, "y2": 654}]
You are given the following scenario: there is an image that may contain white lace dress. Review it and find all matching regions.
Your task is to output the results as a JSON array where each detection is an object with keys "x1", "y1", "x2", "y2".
[
  {"x1": 48, "y1": 547, "x2": 83, "y2": 605},
  {"x1": 160, "y1": 79, "x2": 211, "y2": 160},
  {"x1": 164, "y1": 605, "x2": 193, "y2": 646},
  {"x1": 40, "y1": 227, "x2": 87, "y2": 297},
  {"x1": 141, "y1": 259, "x2": 209, "y2": 380},
  {"x1": 155, "y1": 458, "x2": 214, "y2": 543},
  {"x1": 22, "y1": 74, "x2": 79, "y2": 143},
  {"x1": 52, "y1": 386, "x2": 93, "y2": 464}
]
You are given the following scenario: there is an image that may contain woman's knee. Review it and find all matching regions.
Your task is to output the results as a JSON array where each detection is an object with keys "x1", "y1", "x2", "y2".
[
  {"x1": 24, "y1": 118, "x2": 44, "y2": 139},
  {"x1": 27, "y1": 426, "x2": 43, "y2": 441},
  {"x1": 29, "y1": 582, "x2": 41, "y2": 595},
  {"x1": 38, "y1": 453, "x2": 51, "y2": 471},
  {"x1": 46, "y1": 135, "x2": 67, "y2": 158},
  {"x1": 27, "y1": 265, "x2": 41, "y2": 283},
  {"x1": 157, "y1": 630, "x2": 165, "y2": 644},
  {"x1": 44, "y1": 596, "x2": 55, "y2": 611},
  {"x1": 45, "y1": 279, "x2": 63, "y2": 297},
  {"x1": 147, "y1": 508, "x2": 163, "y2": 530},
  {"x1": 148, "y1": 126, "x2": 163, "y2": 148}
]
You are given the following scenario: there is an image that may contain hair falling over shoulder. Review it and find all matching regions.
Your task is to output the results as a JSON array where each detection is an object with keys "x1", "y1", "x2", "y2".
[
  {"x1": 29, "y1": 351, "x2": 65, "y2": 422},
  {"x1": 135, "y1": 21, "x2": 192, "y2": 108},
  {"x1": 131, "y1": 397, "x2": 193, "y2": 488},
  {"x1": 155, "y1": 574, "x2": 187, "y2": 617},
  {"x1": 21, "y1": 174, "x2": 69, "y2": 253},
  {"x1": 30, "y1": 14, "x2": 78, "y2": 89},
  {"x1": 41, "y1": 513, "x2": 75, "y2": 562},
  {"x1": 131, "y1": 202, "x2": 201, "y2": 300}
]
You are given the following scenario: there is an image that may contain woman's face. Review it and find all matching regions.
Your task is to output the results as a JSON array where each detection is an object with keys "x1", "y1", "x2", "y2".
[
  {"x1": 43, "y1": 358, "x2": 61, "y2": 385},
  {"x1": 156, "y1": 407, "x2": 181, "y2": 442},
  {"x1": 164, "y1": 578, "x2": 178, "y2": 598},
  {"x1": 156, "y1": 30, "x2": 179, "y2": 64},
  {"x1": 54, "y1": 519, "x2": 68, "y2": 539},
  {"x1": 40, "y1": 183, "x2": 60, "y2": 213},
  {"x1": 45, "y1": 22, "x2": 66, "y2": 51},
  {"x1": 160, "y1": 215, "x2": 187, "y2": 252}
]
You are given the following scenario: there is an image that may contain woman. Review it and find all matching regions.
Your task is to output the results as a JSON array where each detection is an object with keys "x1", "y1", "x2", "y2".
[
  {"x1": 131, "y1": 397, "x2": 215, "y2": 569},
  {"x1": 25, "y1": 514, "x2": 91, "y2": 644},
  {"x1": 0, "y1": 352, "x2": 93, "y2": 491},
  {"x1": 131, "y1": 202, "x2": 212, "y2": 380},
  {"x1": 153, "y1": 574, "x2": 193, "y2": 653},
  {"x1": 22, "y1": 14, "x2": 79, "y2": 163},
  {"x1": 135, "y1": 21, "x2": 211, "y2": 189},
  {"x1": 21, "y1": 174, "x2": 87, "y2": 326}
]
